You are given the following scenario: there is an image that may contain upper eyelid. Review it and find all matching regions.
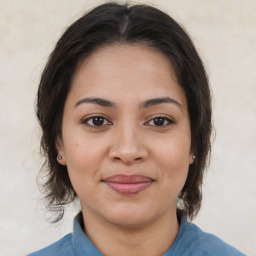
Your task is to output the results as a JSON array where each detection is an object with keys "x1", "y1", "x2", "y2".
[
  {"x1": 81, "y1": 114, "x2": 112, "y2": 125},
  {"x1": 143, "y1": 115, "x2": 176, "y2": 128},
  {"x1": 82, "y1": 114, "x2": 110, "y2": 121},
  {"x1": 146, "y1": 114, "x2": 175, "y2": 122}
]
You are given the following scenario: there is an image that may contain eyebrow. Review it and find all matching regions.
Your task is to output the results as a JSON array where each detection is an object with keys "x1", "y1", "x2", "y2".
[
  {"x1": 74, "y1": 97, "x2": 117, "y2": 108},
  {"x1": 74, "y1": 96, "x2": 183, "y2": 111},
  {"x1": 141, "y1": 97, "x2": 183, "y2": 110}
]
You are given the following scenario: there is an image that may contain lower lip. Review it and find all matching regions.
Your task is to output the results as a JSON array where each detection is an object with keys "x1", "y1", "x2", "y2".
[{"x1": 105, "y1": 181, "x2": 153, "y2": 194}]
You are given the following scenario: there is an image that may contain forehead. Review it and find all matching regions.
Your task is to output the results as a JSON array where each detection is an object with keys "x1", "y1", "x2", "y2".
[
  {"x1": 77, "y1": 43, "x2": 175, "y2": 80},
  {"x1": 68, "y1": 43, "x2": 187, "y2": 108}
]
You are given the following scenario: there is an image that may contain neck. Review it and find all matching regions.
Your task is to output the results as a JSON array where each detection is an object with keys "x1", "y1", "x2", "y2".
[{"x1": 81, "y1": 209, "x2": 179, "y2": 256}]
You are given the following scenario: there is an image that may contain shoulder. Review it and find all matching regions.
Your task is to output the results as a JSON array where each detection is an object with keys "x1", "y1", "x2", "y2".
[
  {"x1": 27, "y1": 234, "x2": 74, "y2": 256},
  {"x1": 170, "y1": 218, "x2": 246, "y2": 256},
  {"x1": 187, "y1": 223, "x2": 244, "y2": 255}
]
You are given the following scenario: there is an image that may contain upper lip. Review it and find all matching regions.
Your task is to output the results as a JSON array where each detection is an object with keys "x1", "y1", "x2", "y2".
[{"x1": 103, "y1": 175, "x2": 155, "y2": 183}]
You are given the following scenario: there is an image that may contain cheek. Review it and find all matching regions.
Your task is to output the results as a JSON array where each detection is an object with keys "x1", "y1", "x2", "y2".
[
  {"x1": 154, "y1": 135, "x2": 191, "y2": 190},
  {"x1": 64, "y1": 129, "x2": 104, "y2": 162},
  {"x1": 63, "y1": 133, "x2": 106, "y2": 185}
]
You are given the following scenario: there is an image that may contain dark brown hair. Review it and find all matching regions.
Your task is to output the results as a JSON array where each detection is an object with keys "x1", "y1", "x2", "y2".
[{"x1": 37, "y1": 2, "x2": 212, "y2": 222}]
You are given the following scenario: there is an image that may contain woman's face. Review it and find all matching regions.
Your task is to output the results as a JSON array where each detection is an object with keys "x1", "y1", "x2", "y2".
[{"x1": 57, "y1": 44, "x2": 194, "y2": 228}]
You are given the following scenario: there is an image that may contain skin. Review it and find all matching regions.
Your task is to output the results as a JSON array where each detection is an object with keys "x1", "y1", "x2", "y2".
[{"x1": 57, "y1": 44, "x2": 194, "y2": 256}]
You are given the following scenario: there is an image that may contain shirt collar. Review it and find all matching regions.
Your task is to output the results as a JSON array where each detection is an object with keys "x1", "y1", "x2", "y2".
[
  {"x1": 72, "y1": 211, "x2": 188, "y2": 255},
  {"x1": 72, "y1": 212, "x2": 104, "y2": 256}
]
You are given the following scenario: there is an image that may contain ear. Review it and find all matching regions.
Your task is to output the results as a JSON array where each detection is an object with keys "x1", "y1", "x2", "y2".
[
  {"x1": 189, "y1": 152, "x2": 195, "y2": 165},
  {"x1": 56, "y1": 137, "x2": 67, "y2": 165}
]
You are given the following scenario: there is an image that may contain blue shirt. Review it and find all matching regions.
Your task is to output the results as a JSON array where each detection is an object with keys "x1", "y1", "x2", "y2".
[{"x1": 28, "y1": 213, "x2": 245, "y2": 256}]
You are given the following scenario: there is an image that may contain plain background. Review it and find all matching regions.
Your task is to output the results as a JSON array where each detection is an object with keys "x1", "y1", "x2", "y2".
[{"x1": 0, "y1": 0, "x2": 255, "y2": 255}]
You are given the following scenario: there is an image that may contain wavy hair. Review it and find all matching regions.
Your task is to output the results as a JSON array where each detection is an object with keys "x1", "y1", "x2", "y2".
[{"x1": 36, "y1": 2, "x2": 212, "y2": 222}]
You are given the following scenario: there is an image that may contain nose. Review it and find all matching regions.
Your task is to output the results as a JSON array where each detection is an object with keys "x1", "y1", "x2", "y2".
[{"x1": 108, "y1": 124, "x2": 148, "y2": 165}]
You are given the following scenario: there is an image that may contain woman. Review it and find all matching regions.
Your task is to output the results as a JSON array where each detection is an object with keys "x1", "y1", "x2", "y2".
[{"x1": 28, "y1": 2, "x2": 245, "y2": 255}]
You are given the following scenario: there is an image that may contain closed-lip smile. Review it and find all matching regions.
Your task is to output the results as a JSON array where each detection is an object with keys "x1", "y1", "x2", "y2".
[{"x1": 103, "y1": 175, "x2": 155, "y2": 194}]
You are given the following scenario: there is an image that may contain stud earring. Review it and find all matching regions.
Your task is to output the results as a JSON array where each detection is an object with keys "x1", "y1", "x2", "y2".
[
  {"x1": 57, "y1": 155, "x2": 62, "y2": 160},
  {"x1": 192, "y1": 155, "x2": 196, "y2": 160}
]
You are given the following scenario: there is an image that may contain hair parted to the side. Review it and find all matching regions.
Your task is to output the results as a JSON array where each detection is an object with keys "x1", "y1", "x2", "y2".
[{"x1": 37, "y1": 2, "x2": 212, "y2": 222}]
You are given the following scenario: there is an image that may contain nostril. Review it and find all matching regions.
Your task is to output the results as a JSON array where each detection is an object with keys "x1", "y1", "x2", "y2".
[
  {"x1": 112, "y1": 156, "x2": 143, "y2": 163},
  {"x1": 109, "y1": 146, "x2": 148, "y2": 164}
]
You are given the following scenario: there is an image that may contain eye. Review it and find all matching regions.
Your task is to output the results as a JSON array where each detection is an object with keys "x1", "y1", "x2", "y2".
[
  {"x1": 82, "y1": 115, "x2": 112, "y2": 127},
  {"x1": 146, "y1": 116, "x2": 174, "y2": 127}
]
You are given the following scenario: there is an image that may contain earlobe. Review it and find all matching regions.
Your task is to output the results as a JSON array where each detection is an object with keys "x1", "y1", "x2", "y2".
[
  {"x1": 56, "y1": 137, "x2": 67, "y2": 165},
  {"x1": 56, "y1": 155, "x2": 66, "y2": 165},
  {"x1": 189, "y1": 154, "x2": 195, "y2": 164}
]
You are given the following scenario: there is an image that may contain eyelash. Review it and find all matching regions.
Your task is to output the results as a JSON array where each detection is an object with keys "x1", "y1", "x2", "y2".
[
  {"x1": 82, "y1": 115, "x2": 112, "y2": 127},
  {"x1": 145, "y1": 115, "x2": 175, "y2": 127},
  {"x1": 81, "y1": 115, "x2": 175, "y2": 128}
]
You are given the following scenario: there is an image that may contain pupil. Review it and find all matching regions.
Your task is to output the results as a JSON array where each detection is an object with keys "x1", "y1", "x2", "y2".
[
  {"x1": 93, "y1": 117, "x2": 104, "y2": 126},
  {"x1": 154, "y1": 118, "x2": 164, "y2": 126}
]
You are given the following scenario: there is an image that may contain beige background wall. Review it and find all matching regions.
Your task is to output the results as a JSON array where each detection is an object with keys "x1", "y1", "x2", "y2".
[{"x1": 0, "y1": 0, "x2": 255, "y2": 255}]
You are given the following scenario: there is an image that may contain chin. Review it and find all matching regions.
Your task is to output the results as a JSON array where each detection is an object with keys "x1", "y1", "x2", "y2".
[
  {"x1": 109, "y1": 215, "x2": 153, "y2": 229},
  {"x1": 104, "y1": 204, "x2": 159, "y2": 229}
]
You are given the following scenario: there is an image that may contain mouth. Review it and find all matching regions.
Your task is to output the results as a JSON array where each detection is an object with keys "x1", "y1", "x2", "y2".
[{"x1": 103, "y1": 175, "x2": 155, "y2": 195}]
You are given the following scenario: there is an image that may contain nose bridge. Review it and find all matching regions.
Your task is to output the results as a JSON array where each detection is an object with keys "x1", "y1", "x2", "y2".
[{"x1": 109, "y1": 120, "x2": 147, "y2": 164}]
